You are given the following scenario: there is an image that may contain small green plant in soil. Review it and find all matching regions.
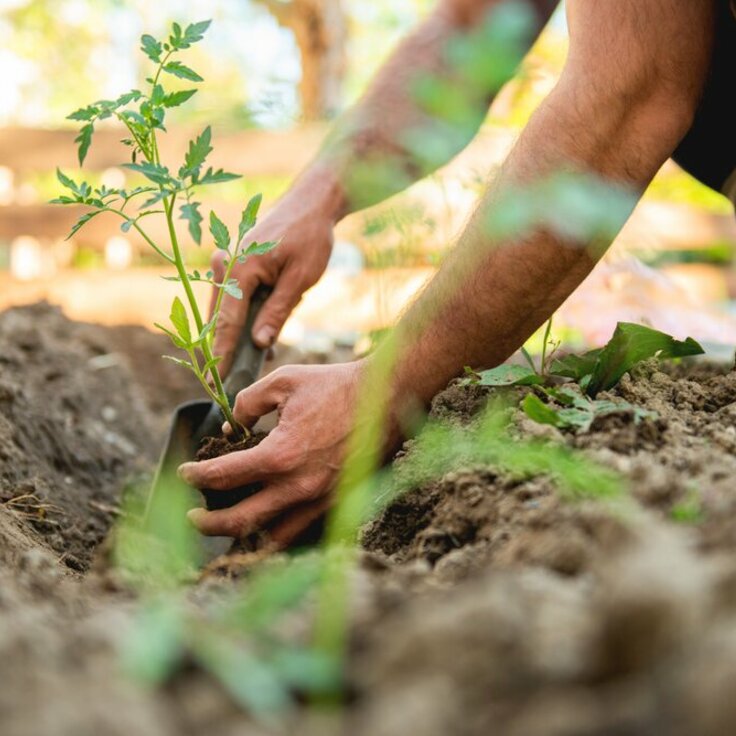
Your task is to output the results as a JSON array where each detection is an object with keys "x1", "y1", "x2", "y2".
[
  {"x1": 464, "y1": 321, "x2": 704, "y2": 430},
  {"x1": 51, "y1": 20, "x2": 277, "y2": 432}
]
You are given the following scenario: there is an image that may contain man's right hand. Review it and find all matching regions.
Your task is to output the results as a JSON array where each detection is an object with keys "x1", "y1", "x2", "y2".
[{"x1": 210, "y1": 190, "x2": 337, "y2": 377}]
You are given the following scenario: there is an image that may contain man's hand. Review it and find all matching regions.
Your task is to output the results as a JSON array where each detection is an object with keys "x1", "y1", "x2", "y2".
[
  {"x1": 179, "y1": 361, "x2": 365, "y2": 548},
  {"x1": 210, "y1": 192, "x2": 337, "y2": 376}
]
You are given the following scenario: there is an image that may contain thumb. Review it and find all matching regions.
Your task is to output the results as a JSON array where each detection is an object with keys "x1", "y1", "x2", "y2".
[{"x1": 251, "y1": 271, "x2": 304, "y2": 348}]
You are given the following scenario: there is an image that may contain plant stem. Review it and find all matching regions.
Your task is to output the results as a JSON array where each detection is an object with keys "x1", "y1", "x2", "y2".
[
  {"x1": 163, "y1": 194, "x2": 237, "y2": 431},
  {"x1": 540, "y1": 316, "x2": 553, "y2": 376},
  {"x1": 101, "y1": 208, "x2": 174, "y2": 263}
]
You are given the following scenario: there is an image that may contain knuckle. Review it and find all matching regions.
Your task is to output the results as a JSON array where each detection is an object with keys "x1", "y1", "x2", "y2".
[{"x1": 202, "y1": 462, "x2": 227, "y2": 491}]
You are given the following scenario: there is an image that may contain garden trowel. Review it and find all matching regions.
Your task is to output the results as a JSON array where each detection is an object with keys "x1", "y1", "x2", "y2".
[{"x1": 148, "y1": 284, "x2": 271, "y2": 530}]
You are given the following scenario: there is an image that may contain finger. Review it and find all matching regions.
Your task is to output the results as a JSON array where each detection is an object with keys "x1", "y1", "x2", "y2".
[
  {"x1": 212, "y1": 274, "x2": 259, "y2": 377},
  {"x1": 187, "y1": 480, "x2": 310, "y2": 538},
  {"x1": 178, "y1": 435, "x2": 282, "y2": 490},
  {"x1": 251, "y1": 268, "x2": 304, "y2": 349},
  {"x1": 231, "y1": 370, "x2": 290, "y2": 427},
  {"x1": 267, "y1": 496, "x2": 331, "y2": 549}
]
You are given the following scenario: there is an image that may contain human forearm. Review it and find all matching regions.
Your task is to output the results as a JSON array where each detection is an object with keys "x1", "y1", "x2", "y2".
[
  {"x1": 287, "y1": 0, "x2": 557, "y2": 221},
  {"x1": 382, "y1": 1, "x2": 712, "y2": 419}
]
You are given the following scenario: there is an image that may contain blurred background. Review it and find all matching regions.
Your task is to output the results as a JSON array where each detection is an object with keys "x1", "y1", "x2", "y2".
[{"x1": 1, "y1": 0, "x2": 735, "y2": 354}]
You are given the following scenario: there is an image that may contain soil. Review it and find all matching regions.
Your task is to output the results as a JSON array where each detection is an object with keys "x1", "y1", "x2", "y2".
[
  {"x1": 2, "y1": 302, "x2": 736, "y2": 736},
  {"x1": 195, "y1": 431, "x2": 266, "y2": 461},
  {"x1": 196, "y1": 431, "x2": 268, "y2": 511}
]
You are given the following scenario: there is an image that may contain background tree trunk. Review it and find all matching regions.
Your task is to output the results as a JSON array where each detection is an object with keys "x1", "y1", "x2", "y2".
[{"x1": 255, "y1": 0, "x2": 348, "y2": 121}]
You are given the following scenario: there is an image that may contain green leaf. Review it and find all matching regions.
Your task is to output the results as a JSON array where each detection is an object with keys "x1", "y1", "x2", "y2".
[
  {"x1": 116, "y1": 89, "x2": 142, "y2": 106},
  {"x1": 522, "y1": 394, "x2": 563, "y2": 427},
  {"x1": 154, "y1": 322, "x2": 187, "y2": 349},
  {"x1": 470, "y1": 364, "x2": 543, "y2": 387},
  {"x1": 139, "y1": 189, "x2": 170, "y2": 209},
  {"x1": 181, "y1": 126, "x2": 212, "y2": 178},
  {"x1": 67, "y1": 210, "x2": 103, "y2": 239},
  {"x1": 550, "y1": 349, "x2": 602, "y2": 382},
  {"x1": 202, "y1": 355, "x2": 223, "y2": 373},
  {"x1": 195, "y1": 318, "x2": 216, "y2": 344},
  {"x1": 75, "y1": 123, "x2": 94, "y2": 165},
  {"x1": 49, "y1": 196, "x2": 76, "y2": 205},
  {"x1": 237, "y1": 194, "x2": 262, "y2": 242},
  {"x1": 140, "y1": 34, "x2": 162, "y2": 62},
  {"x1": 180, "y1": 202, "x2": 203, "y2": 245},
  {"x1": 586, "y1": 322, "x2": 704, "y2": 397},
  {"x1": 163, "y1": 61, "x2": 203, "y2": 82},
  {"x1": 56, "y1": 168, "x2": 79, "y2": 194},
  {"x1": 123, "y1": 161, "x2": 174, "y2": 186},
  {"x1": 67, "y1": 105, "x2": 98, "y2": 122},
  {"x1": 169, "y1": 296, "x2": 192, "y2": 344},
  {"x1": 223, "y1": 279, "x2": 243, "y2": 300},
  {"x1": 242, "y1": 240, "x2": 279, "y2": 258},
  {"x1": 150, "y1": 84, "x2": 166, "y2": 106},
  {"x1": 209, "y1": 211, "x2": 230, "y2": 251},
  {"x1": 162, "y1": 89, "x2": 197, "y2": 108},
  {"x1": 195, "y1": 167, "x2": 240, "y2": 185},
  {"x1": 183, "y1": 20, "x2": 211, "y2": 45},
  {"x1": 120, "y1": 219, "x2": 133, "y2": 233},
  {"x1": 162, "y1": 355, "x2": 194, "y2": 371}
]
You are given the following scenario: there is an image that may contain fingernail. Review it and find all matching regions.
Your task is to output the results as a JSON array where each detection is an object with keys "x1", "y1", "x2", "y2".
[
  {"x1": 187, "y1": 508, "x2": 207, "y2": 527},
  {"x1": 177, "y1": 463, "x2": 195, "y2": 485},
  {"x1": 222, "y1": 421, "x2": 232, "y2": 435},
  {"x1": 255, "y1": 326, "x2": 275, "y2": 348}
]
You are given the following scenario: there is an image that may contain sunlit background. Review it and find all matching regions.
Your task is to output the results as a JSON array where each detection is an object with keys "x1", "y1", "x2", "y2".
[{"x1": 1, "y1": 0, "x2": 735, "y2": 353}]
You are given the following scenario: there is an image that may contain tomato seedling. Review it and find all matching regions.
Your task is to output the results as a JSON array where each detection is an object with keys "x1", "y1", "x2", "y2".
[{"x1": 52, "y1": 20, "x2": 277, "y2": 433}]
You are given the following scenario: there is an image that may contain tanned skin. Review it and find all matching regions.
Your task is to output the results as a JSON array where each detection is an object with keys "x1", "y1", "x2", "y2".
[{"x1": 181, "y1": 0, "x2": 716, "y2": 545}]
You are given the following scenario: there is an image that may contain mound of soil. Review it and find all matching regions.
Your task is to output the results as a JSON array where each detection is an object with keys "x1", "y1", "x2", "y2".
[
  {"x1": 0, "y1": 303, "x2": 172, "y2": 569},
  {"x1": 2, "y1": 303, "x2": 736, "y2": 736}
]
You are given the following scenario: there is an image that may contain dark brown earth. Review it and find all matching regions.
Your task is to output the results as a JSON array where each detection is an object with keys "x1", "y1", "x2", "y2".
[{"x1": 2, "y1": 302, "x2": 736, "y2": 736}]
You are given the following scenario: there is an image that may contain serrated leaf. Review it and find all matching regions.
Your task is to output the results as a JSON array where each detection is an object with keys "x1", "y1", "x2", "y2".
[
  {"x1": 123, "y1": 161, "x2": 174, "y2": 186},
  {"x1": 468, "y1": 364, "x2": 543, "y2": 387},
  {"x1": 75, "y1": 123, "x2": 94, "y2": 165},
  {"x1": 183, "y1": 20, "x2": 211, "y2": 45},
  {"x1": 223, "y1": 280, "x2": 243, "y2": 300},
  {"x1": 196, "y1": 167, "x2": 240, "y2": 185},
  {"x1": 586, "y1": 323, "x2": 704, "y2": 397},
  {"x1": 49, "y1": 196, "x2": 76, "y2": 205},
  {"x1": 180, "y1": 202, "x2": 203, "y2": 245},
  {"x1": 163, "y1": 61, "x2": 203, "y2": 82},
  {"x1": 67, "y1": 105, "x2": 98, "y2": 122},
  {"x1": 182, "y1": 127, "x2": 212, "y2": 178},
  {"x1": 162, "y1": 89, "x2": 197, "y2": 108},
  {"x1": 140, "y1": 189, "x2": 170, "y2": 209},
  {"x1": 237, "y1": 194, "x2": 262, "y2": 242},
  {"x1": 243, "y1": 240, "x2": 279, "y2": 258},
  {"x1": 209, "y1": 210, "x2": 230, "y2": 250},
  {"x1": 141, "y1": 34, "x2": 162, "y2": 62},
  {"x1": 151, "y1": 84, "x2": 166, "y2": 106},
  {"x1": 169, "y1": 297, "x2": 191, "y2": 344},
  {"x1": 117, "y1": 89, "x2": 142, "y2": 106},
  {"x1": 56, "y1": 168, "x2": 79, "y2": 194},
  {"x1": 67, "y1": 210, "x2": 103, "y2": 240}
]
